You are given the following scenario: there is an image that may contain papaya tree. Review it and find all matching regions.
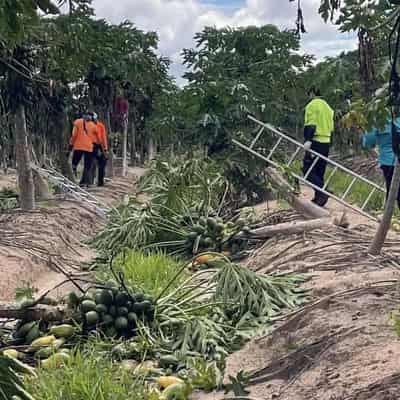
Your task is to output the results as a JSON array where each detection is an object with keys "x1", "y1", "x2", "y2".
[{"x1": 178, "y1": 25, "x2": 312, "y2": 203}]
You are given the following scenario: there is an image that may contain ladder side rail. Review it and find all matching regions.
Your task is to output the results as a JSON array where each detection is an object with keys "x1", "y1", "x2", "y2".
[
  {"x1": 233, "y1": 138, "x2": 378, "y2": 221},
  {"x1": 248, "y1": 116, "x2": 385, "y2": 194},
  {"x1": 37, "y1": 167, "x2": 110, "y2": 210},
  {"x1": 36, "y1": 167, "x2": 111, "y2": 215}
]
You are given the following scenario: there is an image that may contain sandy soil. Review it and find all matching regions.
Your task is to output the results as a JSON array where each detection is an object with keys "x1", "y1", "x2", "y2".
[
  {"x1": 2, "y1": 163, "x2": 400, "y2": 399},
  {"x1": 195, "y1": 189, "x2": 400, "y2": 400},
  {"x1": 0, "y1": 167, "x2": 146, "y2": 301}
]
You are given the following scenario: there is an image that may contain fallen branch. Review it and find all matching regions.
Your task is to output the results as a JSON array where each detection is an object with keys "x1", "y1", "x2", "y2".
[
  {"x1": 0, "y1": 303, "x2": 67, "y2": 322},
  {"x1": 244, "y1": 217, "x2": 334, "y2": 239},
  {"x1": 266, "y1": 167, "x2": 330, "y2": 219}
]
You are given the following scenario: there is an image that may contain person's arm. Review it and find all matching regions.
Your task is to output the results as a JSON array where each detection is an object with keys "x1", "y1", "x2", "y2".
[
  {"x1": 69, "y1": 125, "x2": 77, "y2": 151},
  {"x1": 303, "y1": 103, "x2": 316, "y2": 148},
  {"x1": 101, "y1": 125, "x2": 109, "y2": 153}
]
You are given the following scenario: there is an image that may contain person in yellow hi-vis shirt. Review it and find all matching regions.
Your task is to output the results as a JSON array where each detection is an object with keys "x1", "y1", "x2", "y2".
[{"x1": 302, "y1": 86, "x2": 334, "y2": 207}]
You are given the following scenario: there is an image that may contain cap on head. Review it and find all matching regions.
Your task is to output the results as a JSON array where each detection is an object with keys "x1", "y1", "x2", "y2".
[
  {"x1": 82, "y1": 111, "x2": 92, "y2": 120},
  {"x1": 308, "y1": 86, "x2": 321, "y2": 97}
]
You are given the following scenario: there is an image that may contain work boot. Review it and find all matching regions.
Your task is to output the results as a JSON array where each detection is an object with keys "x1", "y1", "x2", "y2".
[{"x1": 312, "y1": 191, "x2": 329, "y2": 207}]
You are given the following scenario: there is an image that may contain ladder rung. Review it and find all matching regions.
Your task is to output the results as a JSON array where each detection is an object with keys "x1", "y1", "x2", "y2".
[
  {"x1": 286, "y1": 147, "x2": 301, "y2": 167},
  {"x1": 250, "y1": 126, "x2": 265, "y2": 149},
  {"x1": 341, "y1": 177, "x2": 357, "y2": 200},
  {"x1": 267, "y1": 137, "x2": 283, "y2": 161},
  {"x1": 323, "y1": 166, "x2": 338, "y2": 190},
  {"x1": 304, "y1": 155, "x2": 320, "y2": 180},
  {"x1": 361, "y1": 187, "x2": 377, "y2": 210}
]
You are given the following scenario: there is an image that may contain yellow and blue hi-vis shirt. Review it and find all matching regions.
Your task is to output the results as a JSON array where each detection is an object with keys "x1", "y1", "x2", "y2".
[{"x1": 304, "y1": 98, "x2": 334, "y2": 144}]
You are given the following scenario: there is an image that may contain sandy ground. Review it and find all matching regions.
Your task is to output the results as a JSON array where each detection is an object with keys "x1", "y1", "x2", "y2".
[
  {"x1": 195, "y1": 188, "x2": 400, "y2": 400},
  {"x1": 2, "y1": 164, "x2": 400, "y2": 399},
  {"x1": 0, "y1": 167, "x2": 146, "y2": 301}
]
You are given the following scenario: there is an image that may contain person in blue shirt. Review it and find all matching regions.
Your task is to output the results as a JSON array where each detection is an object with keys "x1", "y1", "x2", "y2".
[{"x1": 362, "y1": 118, "x2": 400, "y2": 208}]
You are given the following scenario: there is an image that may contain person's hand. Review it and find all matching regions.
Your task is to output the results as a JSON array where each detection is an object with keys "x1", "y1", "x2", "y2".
[{"x1": 304, "y1": 141, "x2": 312, "y2": 151}]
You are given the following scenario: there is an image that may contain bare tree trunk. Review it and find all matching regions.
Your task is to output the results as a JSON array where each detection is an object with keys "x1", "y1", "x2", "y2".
[
  {"x1": 60, "y1": 111, "x2": 74, "y2": 180},
  {"x1": 15, "y1": 104, "x2": 35, "y2": 210},
  {"x1": 130, "y1": 117, "x2": 137, "y2": 166},
  {"x1": 147, "y1": 134, "x2": 156, "y2": 161},
  {"x1": 369, "y1": 160, "x2": 400, "y2": 255},
  {"x1": 239, "y1": 217, "x2": 334, "y2": 239},
  {"x1": 266, "y1": 167, "x2": 331, "y2": 219},
  {"x1": 122, "y1": 117, "x2": 128, "y2": 177},
  {"x1": 32, "y1": 168, "x2": 51, "y2": 201},
  {"x1": 105, "y1": 108, "x2": 114, "y2": 178}
]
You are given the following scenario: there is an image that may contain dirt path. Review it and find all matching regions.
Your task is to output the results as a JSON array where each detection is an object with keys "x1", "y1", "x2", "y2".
[
  {"x1": 198, "y1": 188, "x2": 400, "y2": 400},
  {"x1": 0, "y1": 167, "x2": 146, "y2": 301}
]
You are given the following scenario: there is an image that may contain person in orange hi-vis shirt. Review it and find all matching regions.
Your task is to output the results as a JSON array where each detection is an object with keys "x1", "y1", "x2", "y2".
[
  {"x1": 91, "y1": 112, "x2": 109, "y2": 186},
  {"x1": 68, "y1": 111, "x2": 99, "y2": 187}
]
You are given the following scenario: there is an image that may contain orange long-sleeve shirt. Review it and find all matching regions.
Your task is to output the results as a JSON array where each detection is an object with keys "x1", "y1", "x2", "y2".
[
  {"x1": 70, "y1": 119, "x2": 99, "y2": 152},
  {"x1": 96, "y1": 121, "x2": 108, "y2": 152}
]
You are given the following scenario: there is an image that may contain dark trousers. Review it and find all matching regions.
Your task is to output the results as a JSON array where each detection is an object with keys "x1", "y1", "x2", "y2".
[
  {"x1": 91, "y1": 144, "x2": 107, "y2": 186},
  {"x1": 302, "y1": 141, "x2": 330, "y2": 204},
  {"x1": 381, "y1": 165, "x2": 400, "y2": 209},
  {"x1": 72, "y1": 150, "x2": 93, "y2": 185}
]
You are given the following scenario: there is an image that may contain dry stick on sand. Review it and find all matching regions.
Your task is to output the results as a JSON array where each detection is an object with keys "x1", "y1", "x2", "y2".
[{"x1": 255, "y1": 280, "x2": 400, "y2": 343}]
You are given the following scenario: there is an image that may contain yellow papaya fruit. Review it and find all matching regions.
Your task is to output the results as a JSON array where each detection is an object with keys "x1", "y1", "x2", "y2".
[
  {"x1": 3, "y1": 349, "x2": 19, "y2": 359},
  {"x1": 157, "y1": 376, "x2": 183, "y2": 390},
  {"x1": 30, "y1": 335, "x2": 56, "y2": 349},
  {"x1": 162, "y1": 383, "x2": 187, "y2": 400}
]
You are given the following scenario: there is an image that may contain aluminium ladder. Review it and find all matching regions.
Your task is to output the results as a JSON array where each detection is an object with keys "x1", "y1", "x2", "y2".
[
  {"x1": 232, "y1": 116, "x2": 386, "y2": 221},
  {"x1": 33, "y1": 165, "x2": 110, "y2": 219}
]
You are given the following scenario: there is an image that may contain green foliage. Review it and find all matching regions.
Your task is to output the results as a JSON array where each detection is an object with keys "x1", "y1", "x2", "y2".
[
  {"x1": 15, "y1": 283, "x2": 38, "y2": 301},
  {"x1": 0, "y1": 355, "x2": 35, "y2": 400},
  {"x1": 27, "y1": 347, "x2": 147, "y2": 400},
  {"x1": 139, "y1": 157, "x2": 226, "y2": 212},
  {"x1": 324, "y1": 164, "x2": 385, "y2": 212},
  {"x1": 212, "y1": 261, "x2": 309, "y2": 323},
  {"x1": 0, "y1": 187, "x2": 18, "y2": 211},
  {"x1": 187, "y1": 358, "x2": 223, "y2": 392},
  {"x1": 390, "y1": 311, "x2": 400, "y2": 337},
  {"x1": 101, "y1": 250, "x2": 185, "y2": 297}
]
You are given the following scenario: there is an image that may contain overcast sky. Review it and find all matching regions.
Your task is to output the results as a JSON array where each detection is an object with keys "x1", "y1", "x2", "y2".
[{"x1": 93, "y1": 0, "x2": 357, "y2": 84}]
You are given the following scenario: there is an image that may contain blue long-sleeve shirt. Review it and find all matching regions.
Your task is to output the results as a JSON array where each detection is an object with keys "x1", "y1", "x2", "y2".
[{"x1": 362, "y1": 119, "x2": 400, "y2": 166}]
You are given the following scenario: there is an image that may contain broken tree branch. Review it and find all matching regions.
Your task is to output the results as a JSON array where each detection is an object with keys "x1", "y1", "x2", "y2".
[
  {"x1": 266, "y1": 167, "x2": 330, "y2": 219},
  {"x1": 244, "y1": 217, "x2": 334, "y2": 239}
]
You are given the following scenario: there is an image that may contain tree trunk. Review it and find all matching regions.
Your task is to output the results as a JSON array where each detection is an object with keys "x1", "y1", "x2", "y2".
[
  {"x1": 15, "y1": 104, "x2": 35, "y2": 211},
  {"x1": 122, "y1": 117, "x2": 128, "y2": 177},
  {"x1": 32, "y1": 168, "x2": 51, "y2": 201},
  {"x1": 266, "y1": 167, "x2": 331, "y2": 219},
  {"x1": 239, "y1": 217, "x2": 334, "y2": 239},
  {"x1": 60, "y1": 111, "x2": 74, "y2": 180},
  {"x1": 0, "y1": 302, "x2": 66, "y2": 322},
  {"x1": 130, "y1": 117, "x2": 137, "y2": 166},
  {"x1": 105, "y1": 108, "x2": 114, "y2": 178},
  {"x1": 147, "y1": 134, "x2": 156, "y2": 162},
  {"x1": 369, "y1": 160, "x2": 400, "y2": 255}
]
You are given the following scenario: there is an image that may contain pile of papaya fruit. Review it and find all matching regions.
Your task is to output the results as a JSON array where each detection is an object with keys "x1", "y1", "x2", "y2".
[
  {"x1": 69, "y1": 284, "x2": 155, "y2": 338},
  {"x1": 184, "y1": 214, "x2": 250, "y2": 255}
]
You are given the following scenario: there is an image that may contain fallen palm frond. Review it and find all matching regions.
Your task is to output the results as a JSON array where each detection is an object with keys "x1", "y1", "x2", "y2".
[{"x1": 0, "y1": 355, "x2": 35, "y2": 400}]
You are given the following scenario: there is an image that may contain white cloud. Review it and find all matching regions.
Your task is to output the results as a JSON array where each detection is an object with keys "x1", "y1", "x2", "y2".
[{"x1": 93, "y1": 0, "x2": 357, "y2": 84}]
